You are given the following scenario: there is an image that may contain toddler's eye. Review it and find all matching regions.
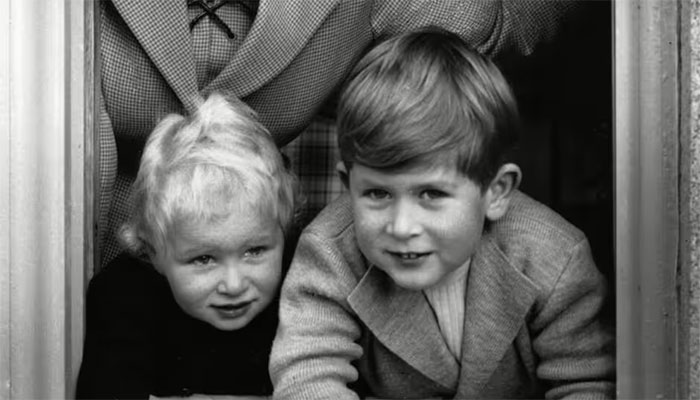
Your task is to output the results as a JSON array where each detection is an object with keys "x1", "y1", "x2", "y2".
[
  {"x1": 244, "y1": 246, "x2": 267, "y2": 258},
  {"x1": 190, "y1": 255, "x2": 215, "y2": 266},
  {"x1": 363, "y1": 189, "x2": 390, "y2": 200}
]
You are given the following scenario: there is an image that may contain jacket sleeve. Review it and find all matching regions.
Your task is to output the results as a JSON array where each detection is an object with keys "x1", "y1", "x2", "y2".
[
  {"x1": 269, "y1": 231, "x2": 365, "y2": 400},
  {"x1": 96, "y1": 84, "x2": 119, "y2": 268},
  {"x1": 371, "y1": 0, "x2": 580, "y2": 57},
  {"x1": 75, "y1": 261, "x2": 158, "y2": 399},
  {"x1": 530, "y1": 239, "x2": 616, "y2": 399}
]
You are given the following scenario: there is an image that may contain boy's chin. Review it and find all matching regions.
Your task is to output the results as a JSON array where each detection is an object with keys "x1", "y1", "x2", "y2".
[
  {"x1": 382, "y1": 268, "x2": 443, "y2": 291},
  {"x1": 394, "y1": 279, "x2": 440, "y2": 291}
]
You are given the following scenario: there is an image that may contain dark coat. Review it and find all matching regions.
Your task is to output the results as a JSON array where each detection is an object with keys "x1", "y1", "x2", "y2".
[{"x1": 76, "y1": 253, "x2": 278, "y2": 399}]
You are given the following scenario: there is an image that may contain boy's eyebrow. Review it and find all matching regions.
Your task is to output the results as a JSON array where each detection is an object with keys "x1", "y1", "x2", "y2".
[
  {"x1": 415, "y1": 180, "x2": 458, "y2": 190},
  {"x1": 356, "y1": 173, "x2": 458, "y2": 189},
  {"x1": 354, "y1": 175, "x2": 385, "y2": 186}
]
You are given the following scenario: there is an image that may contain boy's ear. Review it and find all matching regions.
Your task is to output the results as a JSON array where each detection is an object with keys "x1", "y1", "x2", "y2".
[
  {"x1": 336, "y1": 161, "x2": 350, "y2": 189},
  {"x1": 485, "y1": 163, "x2": 521, "y2": 221}
]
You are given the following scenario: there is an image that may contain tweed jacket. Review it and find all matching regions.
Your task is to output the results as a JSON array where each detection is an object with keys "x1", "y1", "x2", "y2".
[
  {"x1": 270, "y1": 191, "x2": 615, "y2": 399},
  {"x1": 97, "y1": 0, "x2": 578, "y2": 267}
]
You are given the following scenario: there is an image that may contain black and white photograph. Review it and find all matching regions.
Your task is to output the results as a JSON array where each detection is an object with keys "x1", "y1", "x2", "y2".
[{"x1": 1, "y1": 0, "x2": 699, "y2": 399}]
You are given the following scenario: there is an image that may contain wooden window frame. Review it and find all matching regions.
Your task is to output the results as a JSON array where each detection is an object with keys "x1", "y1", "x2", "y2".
[{"x1": 2, "y1": 0, "x2": 696, "y2": 397}]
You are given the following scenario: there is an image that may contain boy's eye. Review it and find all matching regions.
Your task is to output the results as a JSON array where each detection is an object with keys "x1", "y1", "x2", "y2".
[
  {"x1": 189, "y1": 255, "x2": 215, "y2": 266},
  {"x1": 363, "y1": 189, "x2": 390, "y2": 200},
  {"x1": 420, "y1": 189, "x2": 448, "y2": 200},
  {"x1": 244, "y1": 246, "x2": 267, "y2": 258}
]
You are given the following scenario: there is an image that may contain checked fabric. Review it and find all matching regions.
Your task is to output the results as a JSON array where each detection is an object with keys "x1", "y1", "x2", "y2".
[{"x1": 96, "y1": 0, "x2": 577, "y2": 272}]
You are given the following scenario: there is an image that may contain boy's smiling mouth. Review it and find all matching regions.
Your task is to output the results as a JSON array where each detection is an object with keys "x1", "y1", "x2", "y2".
[{"x1": 386, "y1": 250, "x2": 431, "y2": 260}]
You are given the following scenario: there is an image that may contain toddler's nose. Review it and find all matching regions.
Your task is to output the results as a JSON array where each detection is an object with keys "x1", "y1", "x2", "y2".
[{"x1": 216, "y1": 265, "x2": 246, "y2": 296}]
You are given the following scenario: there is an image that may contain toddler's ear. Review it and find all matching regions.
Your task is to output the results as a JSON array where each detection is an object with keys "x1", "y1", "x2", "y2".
[
  {"x1": 336, "y1": 161, "x2": 350, "y2": 189},
  {"x1": 145, "y1": 245, "x2": 165, "y2": 275},
  {"x1": 485, "y1": 163, "x2": 521, "y2": 221}
]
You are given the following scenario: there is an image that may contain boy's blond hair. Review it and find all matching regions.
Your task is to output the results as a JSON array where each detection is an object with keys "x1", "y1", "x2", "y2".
[{"x1": 120, "y1": 93, "x2": 299, "y2": 257}]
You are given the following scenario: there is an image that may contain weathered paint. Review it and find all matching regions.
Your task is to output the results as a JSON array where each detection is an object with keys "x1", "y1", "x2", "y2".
[{"x1": 615, "y1": 0, "x2": 680, "y2": 398}]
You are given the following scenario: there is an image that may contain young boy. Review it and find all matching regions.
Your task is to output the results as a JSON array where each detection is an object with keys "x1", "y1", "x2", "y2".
[
  {"x1": 76, "y1": 93, "x2": 299, "y2": 399},
  {"x1": 270, "y1": 28, "x2": 615, "y2": 399}
]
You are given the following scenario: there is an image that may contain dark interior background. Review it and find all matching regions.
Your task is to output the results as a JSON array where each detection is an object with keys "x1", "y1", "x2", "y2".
[{"x1": 499, "y1": 1, "x2": 614, "y2": 317}]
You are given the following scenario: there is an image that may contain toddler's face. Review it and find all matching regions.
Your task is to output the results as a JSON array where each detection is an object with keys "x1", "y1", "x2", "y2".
[
  {"x1": 347, "y1": 163, "x2": 489, "y2": 291},
  {"x1": 153, "y1": 205, "x2": 284, "y2": 331}
]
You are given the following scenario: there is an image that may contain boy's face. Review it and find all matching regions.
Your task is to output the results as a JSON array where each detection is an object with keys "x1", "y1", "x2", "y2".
[
  {"x1": 153, "y1": 205, "x2": 284, "y2": 331},
  {"x1": 346, "y1": 163, "x2": 492, "y2": 291}
]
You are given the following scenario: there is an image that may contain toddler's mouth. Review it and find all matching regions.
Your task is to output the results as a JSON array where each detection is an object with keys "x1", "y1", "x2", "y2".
[
  {"x1": 211, "y1": 301, "x2": 253, "y2": 319},
  {"x1": 212, "y1": 301, "x2": 251, "y2": 311}
]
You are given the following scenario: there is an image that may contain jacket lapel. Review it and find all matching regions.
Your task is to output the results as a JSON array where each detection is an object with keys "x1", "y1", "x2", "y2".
[
  {"x1": 347, "y1": 266, "x2": 459, "y2": 392},
  {"x1": 111, "y1": 0, "x2": 200, "y2": 112},
  {"x1": 457, "y1": 234, "x2": 539, "y2": 397},
  {"x1": 205, "y1": 0, "x2": 341, "y2": 98}
]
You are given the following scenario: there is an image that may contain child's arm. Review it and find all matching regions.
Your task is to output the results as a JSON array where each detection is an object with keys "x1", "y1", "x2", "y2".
[
  {"x1": 530, "y1": 239, "x2": 615, "y2": 398},
  {"x1": 270, "y1": 230, "x2": 365, "y2": 400}
]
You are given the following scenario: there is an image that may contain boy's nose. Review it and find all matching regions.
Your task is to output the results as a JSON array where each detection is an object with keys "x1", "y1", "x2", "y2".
[
  {"x1": 216, "y1": 264, "x2": 247, "y2": 296},
  {"x1": 386, "y1": 200, "x2": 421, "y2": 238}
]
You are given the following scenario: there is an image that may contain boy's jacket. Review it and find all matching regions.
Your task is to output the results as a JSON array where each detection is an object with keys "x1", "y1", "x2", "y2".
[{"x1": 271, "y1": 191, "x2": 615, "y2": 399}]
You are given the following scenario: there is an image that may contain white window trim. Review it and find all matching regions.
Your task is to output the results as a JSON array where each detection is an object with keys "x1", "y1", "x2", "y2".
[
  {"x1": 0, "y1": 0, "x2": 93, "y2": 398},
  {"x1": 615, "y1": 0, "x2": 690, "y2": 398}
]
